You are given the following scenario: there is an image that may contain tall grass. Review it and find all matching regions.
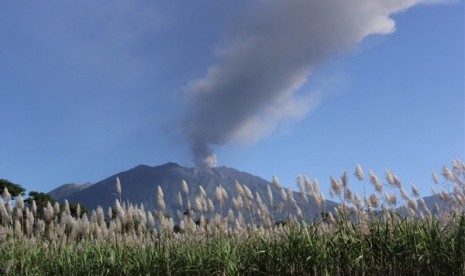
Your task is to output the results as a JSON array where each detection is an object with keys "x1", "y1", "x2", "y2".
[{"x1": 1, "y1": 160, "x2": 464, "y2": 275}]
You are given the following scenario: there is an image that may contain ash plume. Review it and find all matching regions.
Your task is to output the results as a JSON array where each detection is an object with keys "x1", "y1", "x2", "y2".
[{"x1": 181, "y1": 0, "x2": 448, "y2": 167}]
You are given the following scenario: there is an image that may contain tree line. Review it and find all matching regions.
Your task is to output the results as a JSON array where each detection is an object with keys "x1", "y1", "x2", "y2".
[{"x1": 0, "y1": 178, "x2": 88, "y2": 219}]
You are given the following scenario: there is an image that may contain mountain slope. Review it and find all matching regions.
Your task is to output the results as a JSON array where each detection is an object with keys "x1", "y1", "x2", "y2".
[
  {"x1": 48, "y1": 182, "x2": 92, "y2": 200},
  {"x1": 59, "y1": 162, "x2": 336, "y2": 221}
]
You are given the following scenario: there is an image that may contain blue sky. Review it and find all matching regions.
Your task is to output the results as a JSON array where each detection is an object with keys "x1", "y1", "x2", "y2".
[{"x1": 0, "y1": 1, "x2": 463, "y2": 197}]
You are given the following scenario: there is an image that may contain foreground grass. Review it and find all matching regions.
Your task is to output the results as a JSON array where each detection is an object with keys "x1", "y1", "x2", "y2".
[
  {"x1": 1, "y1": 215, "x2": 464, "y2": 275},
  {"x1": 1, "y1": 160, "x2": 465, "y2": 275}
]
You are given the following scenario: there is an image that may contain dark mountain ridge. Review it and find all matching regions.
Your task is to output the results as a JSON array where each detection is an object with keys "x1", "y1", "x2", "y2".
[{"x1": 52, "y1": 162, "x2": 337, "y2": 221}]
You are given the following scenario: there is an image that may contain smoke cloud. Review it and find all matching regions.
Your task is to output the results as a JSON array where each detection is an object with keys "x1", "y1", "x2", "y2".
[{"x1": 181, "y1": 0, "x2": 446, "y2": 167}]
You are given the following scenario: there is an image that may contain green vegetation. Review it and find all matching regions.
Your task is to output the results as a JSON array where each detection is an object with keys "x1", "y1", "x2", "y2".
[
  {"x1": 0, "y1": 179, "x2": 25, "y2": 199},
  {"x1": 1, "y1": 160, "x2": 464, "y2": 275}
]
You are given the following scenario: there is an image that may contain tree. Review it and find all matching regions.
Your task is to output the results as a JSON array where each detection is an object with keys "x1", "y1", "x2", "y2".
[
  {"x1": 68, "y1": 203, "x2": 88, "y2": 218},
  {"x1": 0, "y1": 179, "x2": 26, "y2": 199},
  {"x1": 25, "y1": 191, "x2": 56, "y2": 206},
  {"x1": 25, "y1": 191, "x2": 56, "y2": 219},
  {"x1": 25, "y1": 191, "x2": 89, "y2": 219}
]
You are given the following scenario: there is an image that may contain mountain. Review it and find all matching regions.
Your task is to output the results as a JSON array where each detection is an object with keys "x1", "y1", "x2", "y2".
[
  {"x1": 47, "y1": 182, "x2": 93, "y2": 200},
  {"x1": 417, "y1": 193, "x2": 455, "y2": 215},
  {"x1": 52, "y1": 162, "x2": 337, "y2": 221}
]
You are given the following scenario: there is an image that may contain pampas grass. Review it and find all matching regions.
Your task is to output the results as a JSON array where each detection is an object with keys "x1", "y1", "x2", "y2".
[{"x1": 0, "y1": 160, "x2": 464, "y2": 275}]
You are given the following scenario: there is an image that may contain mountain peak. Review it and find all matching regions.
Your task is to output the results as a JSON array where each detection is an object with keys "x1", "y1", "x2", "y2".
[
  {"x1": 160, "y1": 162, "x2": 182, "y2": 169},
  {"x1": 47, "y1": 182, "x2": 93, "y2": 200},
  {"x1": 51, "y1": 162, "x2": 337, "y2": 221}
]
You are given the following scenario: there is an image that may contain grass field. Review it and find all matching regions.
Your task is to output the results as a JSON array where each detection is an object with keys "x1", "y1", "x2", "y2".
[{"x1": 1, "y1": 160, "x2": 464, "y2": 275}]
